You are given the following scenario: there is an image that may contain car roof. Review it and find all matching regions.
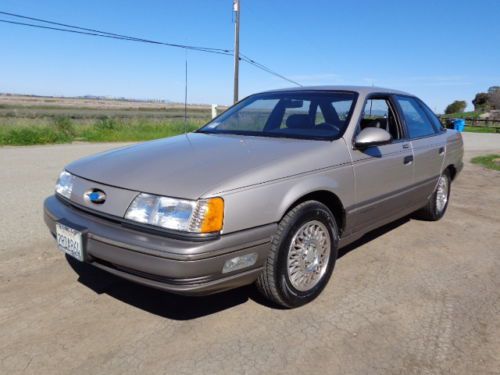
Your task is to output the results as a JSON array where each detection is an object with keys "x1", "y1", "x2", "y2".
[{"x1": 260, "y1": 85, "x2": 412, "y2": 96}]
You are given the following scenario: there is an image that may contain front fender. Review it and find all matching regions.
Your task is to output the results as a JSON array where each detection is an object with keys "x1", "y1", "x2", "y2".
[
  {"x1": 276, "y1": 172, "x2": 349, "y2": 220},
  {"x1": 219, "y1": 164, "x2": 354, "y2": 234}
]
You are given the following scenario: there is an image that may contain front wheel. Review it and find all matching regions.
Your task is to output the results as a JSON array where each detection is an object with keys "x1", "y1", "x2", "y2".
[
  {"x1": 256, "y1": 201, "x2": 339, "y2": 308},
  {"x1": 415, "y1": 170, "x2": 451, "y2": 221}
]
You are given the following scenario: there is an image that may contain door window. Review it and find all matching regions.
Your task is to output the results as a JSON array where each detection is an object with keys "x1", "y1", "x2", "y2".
[
  {"x1": 418, "y1": 100, "x2": 444, "y2": 132},
  {"x1": 396, "y1": 96, "x2": 437, "y2": 138},
  {"x1": 360, "y1": 98, "x2": 401, "y2": 140}
]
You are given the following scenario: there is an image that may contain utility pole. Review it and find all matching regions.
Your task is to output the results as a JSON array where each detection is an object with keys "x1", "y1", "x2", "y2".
[{"x1": 233, "y1": 0, "x2": 240, "y2": 104}]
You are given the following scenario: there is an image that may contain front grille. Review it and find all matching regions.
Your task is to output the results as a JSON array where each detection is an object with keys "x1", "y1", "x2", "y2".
[{"x1": 57, "y1": 195, "x2": 123, "y2": 224}]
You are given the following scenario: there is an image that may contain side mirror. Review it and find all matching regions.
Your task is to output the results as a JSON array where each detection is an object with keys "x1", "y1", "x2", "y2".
[{"x1": 354, "y1": 127, "x2": 392, "y2": 149}]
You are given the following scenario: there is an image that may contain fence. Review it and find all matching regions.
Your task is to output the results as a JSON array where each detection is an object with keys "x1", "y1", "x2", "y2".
[{"x1": 440, "y1": 117, "x2": 500, "y2": 133}]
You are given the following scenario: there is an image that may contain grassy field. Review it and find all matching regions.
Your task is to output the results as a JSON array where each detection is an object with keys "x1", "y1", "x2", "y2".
[
  {"x1": 0, "y1": 118, "x2": 203, "y2": 145},
  {"x1": 463, "y1": 126, "x2": 498, "y2": 133},
  {"x1": 0, "y1": 95, "x2": 214, "y2": 145},
  {"x1": 471, "y1": 154, "x2": 500, "y2": 171}
]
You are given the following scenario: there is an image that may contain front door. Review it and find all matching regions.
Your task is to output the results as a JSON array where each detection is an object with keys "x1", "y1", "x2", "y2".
[{"x1": 349, "y1": 96, "x2": 414, "y2": 233}]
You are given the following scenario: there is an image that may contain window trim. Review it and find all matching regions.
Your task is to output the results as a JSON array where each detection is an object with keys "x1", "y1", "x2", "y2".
[{"x1": 353, "y1": 93, "x2": 407, "y2": 146}]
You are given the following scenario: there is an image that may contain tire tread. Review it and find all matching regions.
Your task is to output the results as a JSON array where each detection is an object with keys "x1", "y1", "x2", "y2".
[
  {"x1": 256, "y1": 201, "x2": 334, "y2": 308},
  {"x1": 415, "y1": 169, "x2": 451, "y2": 221}
]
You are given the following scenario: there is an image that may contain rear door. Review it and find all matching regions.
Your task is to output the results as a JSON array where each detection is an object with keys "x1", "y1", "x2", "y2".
[{"x1": 394, "y1": 96, "x2": 446, "y2": 202}]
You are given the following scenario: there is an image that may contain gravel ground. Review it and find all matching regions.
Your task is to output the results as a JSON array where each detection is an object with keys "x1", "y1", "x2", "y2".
[{"x1": 1, "y1": 133, "x2": 499, "y2": 374}]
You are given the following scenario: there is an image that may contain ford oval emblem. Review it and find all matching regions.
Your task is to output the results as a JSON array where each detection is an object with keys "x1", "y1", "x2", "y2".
[{"x1": 84, "y1": 189, "x2": 106, "y2": 204}]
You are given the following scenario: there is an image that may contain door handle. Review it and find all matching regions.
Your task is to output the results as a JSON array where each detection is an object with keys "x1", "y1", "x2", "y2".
[
  {"x1": 402, "y1": 143, "x2": 410, "y2": 149},
  {"x1": 438, "y1": 147, "x2": 445, "y2": 155},
  {"x1": 403, "y1": 155, "x2": 413, "y2": 165}
]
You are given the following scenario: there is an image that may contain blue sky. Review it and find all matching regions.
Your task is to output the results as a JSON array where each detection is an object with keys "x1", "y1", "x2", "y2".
[{"x1": 1, "y1": 0, "x2": 499, "y2": 112}]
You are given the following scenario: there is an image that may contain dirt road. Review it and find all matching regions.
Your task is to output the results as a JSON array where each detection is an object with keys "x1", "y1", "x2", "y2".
[{"x1": 1, "y1": 134, "x2": 499, "y2": 374}]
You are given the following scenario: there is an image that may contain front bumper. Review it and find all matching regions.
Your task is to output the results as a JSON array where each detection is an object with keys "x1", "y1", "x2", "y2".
[{"x1": 44, "y1": 195, "x2": 275, "y2": 295}]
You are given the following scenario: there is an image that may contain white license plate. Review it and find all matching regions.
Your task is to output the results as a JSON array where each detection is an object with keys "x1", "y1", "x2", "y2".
[{"x1": 56, "y1": 223, "x2": 84, "y2": 261}]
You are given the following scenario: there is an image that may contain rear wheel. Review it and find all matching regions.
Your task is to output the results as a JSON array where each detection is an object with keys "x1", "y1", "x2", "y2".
[
  {"x1": 415, "y1": 170, "x2": 451, "y2": 221},
  {"x1": 256, "y1": 201, "x2": 339, "y2": 308}
]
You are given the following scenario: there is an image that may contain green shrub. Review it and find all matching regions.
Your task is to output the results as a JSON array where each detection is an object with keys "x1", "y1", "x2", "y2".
[
  {"x1": 80, "y1": 120, "x2": 200, "y2": 142},
  {"x1": 52, "y1": 116, "x2": 76, "y2": 137},
  {"x1": 94, "y1": 117, "x2": 119, "y2": 131},
  {"x1": 0, "y1": 126, "x2": 72, "y2": 145},
  {"x1": 0, "y1": 117, "x2": 205, "y2": 145}
]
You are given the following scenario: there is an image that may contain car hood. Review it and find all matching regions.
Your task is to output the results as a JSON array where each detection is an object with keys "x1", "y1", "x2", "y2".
[{"x1": 66, "y1": 133, "x2": 343, "y2": 200}]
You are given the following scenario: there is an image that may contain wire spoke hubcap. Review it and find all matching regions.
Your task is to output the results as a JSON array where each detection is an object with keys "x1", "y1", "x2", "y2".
[
  {"x1": 286, "y1": 220, "x2": 331, "y2": 292},
  {"x1": 436, "y1": 175, "x2": 449, "y2": 213}
]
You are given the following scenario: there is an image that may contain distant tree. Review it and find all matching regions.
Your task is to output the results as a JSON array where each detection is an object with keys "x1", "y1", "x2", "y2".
[
  {"x1": 490, "y1": 89, "x2": 500, "y2": 110},
  {"x1": 487, "y1": 86, "x2": 500, "y2": 95},
  {"x1": 472, "y1": 92, "x2": 490, "y2": 111},
  {"x1": 445, "y1": 100, "x2": 467, "y2": 115}
]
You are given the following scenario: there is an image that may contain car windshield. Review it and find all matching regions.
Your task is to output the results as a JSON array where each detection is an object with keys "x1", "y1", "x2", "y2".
[{"x1": 197, "y1": 91, "x2": 357, "y2": 140}]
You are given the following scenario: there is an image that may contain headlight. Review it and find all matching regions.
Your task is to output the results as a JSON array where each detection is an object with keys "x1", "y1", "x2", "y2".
[
  {"x1": 55, "y1": 170, "x2": 74, "y2": 199},
  {"x1": 125, "y1": 193, "x2": 224, "y2": 234}
]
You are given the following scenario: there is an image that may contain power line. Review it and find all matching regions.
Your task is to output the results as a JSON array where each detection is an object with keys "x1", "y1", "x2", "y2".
[
  {"x1": 0, "y1": 10, "x2": 231, "y2": 54},
  {"x1": 240, "y1": 53, "x2": 302, "y2": 87},
  {"x1": 0, "y1": 19, "x2": 233, "y2": 56},
  {"x1": 0, "y1": 10, "x2": 302, "y2": 86}
]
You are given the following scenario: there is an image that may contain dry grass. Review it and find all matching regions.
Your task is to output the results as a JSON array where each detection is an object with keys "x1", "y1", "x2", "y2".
[{"x1": 0, "y1": 95, "x2": 216, "y2": 145}]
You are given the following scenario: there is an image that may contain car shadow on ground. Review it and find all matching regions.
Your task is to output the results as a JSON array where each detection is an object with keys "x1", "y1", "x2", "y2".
[
  {"x1": 67, "y1": 216, "x2": 410, "y2": 320},
  {"x1": 337, "y1": 216, "x2": 410, "y2": 258}
]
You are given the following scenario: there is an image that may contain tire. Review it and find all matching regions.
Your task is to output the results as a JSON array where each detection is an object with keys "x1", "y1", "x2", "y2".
[
  {"x1": 415, "y1": 169, "x2": 451, "y2": 221},
  {"x1": 256, "y1": 200, "x2": 339, "y2": 308}
]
